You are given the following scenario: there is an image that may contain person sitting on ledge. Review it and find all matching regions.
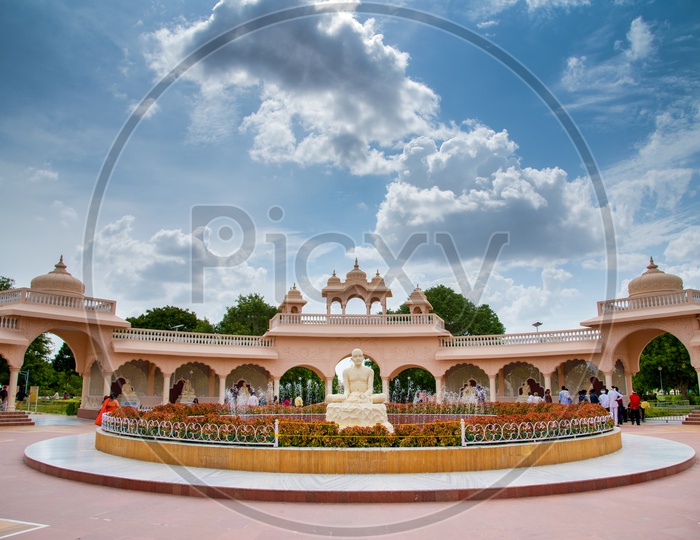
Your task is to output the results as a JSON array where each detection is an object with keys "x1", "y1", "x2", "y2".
[{"x1": 326, "y1": 348, "x2": 386, "y2": 404}]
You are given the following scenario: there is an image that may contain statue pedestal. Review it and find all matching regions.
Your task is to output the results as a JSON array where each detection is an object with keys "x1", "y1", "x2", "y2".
[
  {"x1": 326, "y1": 402, "x2": 393, "y2": 433},
  {"x1": 119, "y1": 394, "x2": 140, "y2": 408}
]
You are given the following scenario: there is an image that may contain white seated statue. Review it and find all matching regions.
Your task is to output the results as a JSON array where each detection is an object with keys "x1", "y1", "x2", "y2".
[
  {"x1": 119, "y1": 380, "x2": 140, "y2": 407},
  {"x1": 177, "y1": 379, "x2": 196, "y2": 404},
  {"x1": 326, "y1": 348, "x2": 393, "y2": 432}
]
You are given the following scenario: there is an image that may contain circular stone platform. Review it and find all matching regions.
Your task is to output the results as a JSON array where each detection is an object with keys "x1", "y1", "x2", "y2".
[{"x1": 24, "y1": 431, "x2": 695, "y2": 503}]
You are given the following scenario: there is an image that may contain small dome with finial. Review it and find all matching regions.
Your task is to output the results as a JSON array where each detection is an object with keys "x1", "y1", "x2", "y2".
[
  {"x1": 30, "y1": 256, "x2": 85, "y2": 296},
  {"x1": 627, "y1": 257, "x2": 683, "y2": 297},
  {"x1": 345, "y1": 258, "x2": 367, "y2": 282},
  {"x1": 326, "y1": 270, "x2": 341, "y2": 285}
]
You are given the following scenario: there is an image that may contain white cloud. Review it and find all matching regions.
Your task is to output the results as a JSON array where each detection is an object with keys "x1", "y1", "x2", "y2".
[
  {"x1": 25, "y1": 165, "x2": 58, "y2": 184},
  {"x1": 560, "y1": 16, "x2": 656, "y2": 100},
  {"x1": 374, "y1": 124, "x2": 603, "y2": 263},
  {"x1": 50, "y1": 201, "x2": 79, "y2": 227},
  {"x1": 665, "y1": 227, "x2": 700, "y2": 263},
  {"x1": 144, "y1": 1, "x2": 438, "y2": 173},
  {"x1": 625, "y1": 16, "x2": 654, "y2": 61}
]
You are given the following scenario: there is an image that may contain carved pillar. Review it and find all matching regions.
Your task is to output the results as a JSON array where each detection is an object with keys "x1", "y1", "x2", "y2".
[
  {"x1": 81, "y1": 373, "x2": 90, "y2": 404},
  {"x1": 218, "y1": 376, "x2": 227, "y2": 404},
  {"x1": 498, "y1": 368, "x2": 505, "y2": 398},
  {"x1": 147, "y1": 364, "x2": 156, "y2": 396},
  {"x1": 325, "y1": 377, "x2": 334, "y2": 399},
  {"x1": 382, "y1": 376, "x2": 390, "y2": 400},
  {"x1": 273, "y1": 378, "x2": 280, "y2": 400},
  {"x1": 544, "y1": 371, "x2": 553, "y2": 395},
  {"x1": 603, "y1": 370, "x2": 614, "y2": 389},
  {"x1": 488, "y1": 374, "x2": 497, "y2": 403},
  {"x1": 102, "y1": 372, "x2": 112, "y2": 397},
  {"x1": 6, "y1": 367, "x2": 19, "y2": 412},
  {"x1": 557, "y1": 365, "x2": 565, "y2": 389},
  {"x1": 434, "y1": 377, "x2": 442, "y2": 404},
  {"x1": 162, "y1": 373, "x2": 172, "y2": 405},
  {"x1": 208, "y1": 370, "x2": 216, "y2": 397},
  {"x1": 624, "y1": 373, "x2": 633, "y2": 395}
]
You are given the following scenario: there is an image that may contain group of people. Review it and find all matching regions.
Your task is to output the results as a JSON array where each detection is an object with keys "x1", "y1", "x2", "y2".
[{"x1": 555, "y1": 385, "x2": 648, "y2": 425}]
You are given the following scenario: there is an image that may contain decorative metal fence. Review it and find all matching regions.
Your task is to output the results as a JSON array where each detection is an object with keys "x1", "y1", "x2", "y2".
[
  {"x1": 460, "y1": 415, "x2": 613, "y2": 446},
  {"x1": 101, "y1": 415, "x2": 279, "y2": 447},
  {"x1": 101, "y1": 414, "x2": 614, "y2": 448}
]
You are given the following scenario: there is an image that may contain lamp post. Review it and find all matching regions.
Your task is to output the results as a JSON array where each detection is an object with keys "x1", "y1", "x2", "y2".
[
  {"x1": 658, "y1": 366, "x2": 663, "y2": 395},
  {"x1": 532, "y1": 322, "x2": 542, "y2": 332}
]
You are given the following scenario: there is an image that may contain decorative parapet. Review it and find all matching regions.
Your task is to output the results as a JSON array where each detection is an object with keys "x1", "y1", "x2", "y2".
[
  {"x1": 0, "y1": 288, "x2": 116, "y2": 314},
  {"x1": 269, "y1": 312, "x2": 445, "y2": 329},
  {"x1": 441, "y1": 328, "x2": 601, "y2": 347},
  {"x1": 597, "y1": 289, "x2": 700, "y2": 315},
  {"x1": 0, "y1": 316, "x2": 18, "y2": 330},
  {"x1": 112, "y1": 328, "x2": 275, "y2": 347}
]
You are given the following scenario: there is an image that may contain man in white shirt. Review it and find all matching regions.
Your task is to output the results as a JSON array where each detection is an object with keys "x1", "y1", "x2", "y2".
[
  {"x1": 608, "y1": 387, "x2": 620, "y2": 424},
  {"x1": 598, "y1": 389, "x2": 610, "y2": 411},
  {"x1": 247, "y1": 392, "x2": 259, "y2": 407}
]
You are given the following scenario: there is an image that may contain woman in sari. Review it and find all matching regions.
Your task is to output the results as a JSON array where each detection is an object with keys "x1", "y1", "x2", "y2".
[{"x1": 94, "y1": 393, "x2": 119, "y2": 426}]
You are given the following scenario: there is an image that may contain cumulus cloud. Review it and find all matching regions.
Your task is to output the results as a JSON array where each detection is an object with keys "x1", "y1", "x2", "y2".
[
  {"x1": 144, "y1": 0, "x2": 438, "y2": 173},
  {"x1": 373, "y1": 124, "x2": 603, "y2": 263},
  {"x1": 88, "y1": 215, "x2": 268, "y2": 309}
]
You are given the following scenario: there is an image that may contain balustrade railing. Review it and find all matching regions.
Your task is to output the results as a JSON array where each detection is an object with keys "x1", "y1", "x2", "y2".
[
  {"x1": 597, "y1": 289, "x2": 700, "y2": 315},
  {"x1": 0, "y1": 316, "x2": 18, "y2": 330},
  {"x1": 112, "y1": 328, "x2": 275, "y2": 347},
  {"x1": 442, "y1": 328, "x2": 601, "y2": 347},
  {"x1": 270, "y1": 312, "x2": 444, "y2": 329},
  {"x1": 0, "y1": 288, "x2": 116, "y2": 313}
]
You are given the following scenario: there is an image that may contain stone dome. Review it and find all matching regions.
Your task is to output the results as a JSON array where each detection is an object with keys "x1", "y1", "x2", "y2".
[
  {"x1": 326, "y1": 271, "x2": 342, "y2": 286},
  {"x1": 30, "y1": 256, "x2": 85, "y2": 296},
  {"x1": 370, "y1": 270, "x2": 386, "y2": 286},
  {"x1": 345, "y1": 259, "x2": 367, "y2": 282},
  {"x1": 627, "y1": 257, "x2": 683, "y2": 297}
]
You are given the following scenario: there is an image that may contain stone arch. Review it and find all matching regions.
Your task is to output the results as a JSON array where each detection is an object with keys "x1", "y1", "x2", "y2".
[
  {"x1": 388, "y1": 364, "x2": 437, "y2": 403},
  {"x1": 444, "y1": 363, "x2": 489, "y2": 399},
  {"x1": 172, "y1": 361, "x2": 217, "y2": 402},
  {"x1": 559, "y1": 359, "x2": 604, "y2": 396},
  {"x1": 279, "y1": 364, "x2": 325, "y2": 404},
  {"x1": 225, "y1": 364, "x2": 271, "y2": 402},
  {"x1": 502, "y1": 361, "x2": 545, "y2": 398}
]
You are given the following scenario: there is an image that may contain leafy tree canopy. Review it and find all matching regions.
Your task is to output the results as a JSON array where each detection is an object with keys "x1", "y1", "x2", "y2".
[
  {"x1": 390, "y1": 285, "x2": 505, "y2": 336},
  {"x1": 127, "y1": 305, "x2": 214, "y2": 333},
  {"x1": 0, "y1": 275, "x2": 14, "y2": 291},
  {"x1": 52, "y1": 342, "x2": 77, "y2": 375},
  {"x1": 216, "y1": 293, "x2": 279, "y2": 336},
  {"x1": 633, "y1": 333, "x2": 698, "y2": 398}
]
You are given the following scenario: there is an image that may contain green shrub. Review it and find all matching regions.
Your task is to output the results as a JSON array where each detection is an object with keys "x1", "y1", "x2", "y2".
[{"x1": 65, "y1": 401, "x2": 80, "y2": 415}]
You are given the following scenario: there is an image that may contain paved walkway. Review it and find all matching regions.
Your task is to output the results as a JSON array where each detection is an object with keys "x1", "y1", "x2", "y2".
[{"x1": 1, "y1": 416, "x2": 699, "y2": 539}]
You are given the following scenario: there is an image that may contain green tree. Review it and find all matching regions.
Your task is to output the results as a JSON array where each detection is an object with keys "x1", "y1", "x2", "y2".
[
  {"x1": 633, "y1": 333, "x2": 698, "y2": 398},
  {"x1": 0, "y1": 275, "x2": 14, "y2": 291},
  {"x1": 391, "y1": 368, "x2": 436, "y2": 402},
  {"x1": 390, "y1": 285, "x2": 505, "y2": 336},
  {"x1": 127, "y1": 305, "x2": 215, "y2": 333},
  {"x1": 0, "y1": 276, "x2": 13, "y2": 383},
  {"x1": 216, "y1": 293, "x2": 279, "y2": 335},
  {"x1": 19, "y1": 334, "x2": 56, "y2": 394},
  {"x1": 53, "y1": 342, "x2": 77, "y2": 374}
]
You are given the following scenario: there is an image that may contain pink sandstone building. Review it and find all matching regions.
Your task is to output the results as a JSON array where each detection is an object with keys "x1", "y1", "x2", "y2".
[{"x1": 0, "y1": 257, "x2": 698, "y2": 416}]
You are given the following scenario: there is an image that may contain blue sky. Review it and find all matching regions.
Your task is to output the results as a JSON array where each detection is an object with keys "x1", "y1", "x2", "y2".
[{"x1": 1, "y1": 0, "x2": 699, "y2": 334}]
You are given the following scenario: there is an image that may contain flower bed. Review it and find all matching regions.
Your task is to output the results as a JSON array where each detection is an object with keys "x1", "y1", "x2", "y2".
[{"x1": 104, "y1": 402, "x2": 614, "y2": 448}]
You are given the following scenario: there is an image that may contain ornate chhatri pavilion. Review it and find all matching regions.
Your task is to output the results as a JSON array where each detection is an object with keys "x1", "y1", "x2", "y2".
[{"x1": 1, "y1": 257, "x2": 699, "y2": 416}]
